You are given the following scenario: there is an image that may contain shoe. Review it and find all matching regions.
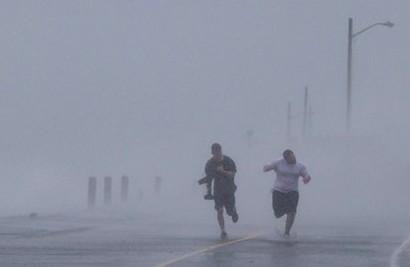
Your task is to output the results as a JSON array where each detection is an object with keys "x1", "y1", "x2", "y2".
[
  {"x1": 283, "y1": 233, "x2": 291, "y2": 241},
  {"x1": 232, "y1": 212, "x2": 239, "y2": 223},
  {"x1": 204, "y1": 193, "x2": 214, "y2": 200},
  {"x1": 220, "y1": 231, "x2": 228, "y2": 240}
]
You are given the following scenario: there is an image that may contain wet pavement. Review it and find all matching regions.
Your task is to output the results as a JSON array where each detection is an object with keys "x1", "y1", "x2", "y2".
[
  {"x1": 173, "y1": 235, "x2": 400, "y2": 267},
  {"x1": 0, "y1": 213, "x2": 408, "y2": 267}
]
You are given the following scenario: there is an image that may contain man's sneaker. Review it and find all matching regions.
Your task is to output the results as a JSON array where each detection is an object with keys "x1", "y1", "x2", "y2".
[
  {"x1": 204, "y1": 193, "x2": 214, "y2": 200},
  {"x1": 282, "y1": 233, "x2": 293, "y2": 242},
  {"x1": 232, "y1": 212, "x2": 239, "y2": 223},
  {"x1": 220, "y1": 231, "x2": 228, "y2": 240}
]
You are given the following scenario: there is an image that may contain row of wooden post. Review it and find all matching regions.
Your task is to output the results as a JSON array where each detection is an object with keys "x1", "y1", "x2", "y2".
[{"x1": 87, "y1": 176, "x2": 129, "y2": 209}]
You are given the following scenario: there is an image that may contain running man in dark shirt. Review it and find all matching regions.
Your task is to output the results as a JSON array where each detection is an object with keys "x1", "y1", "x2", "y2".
[{"x1": 204, "y1": 143, "x2": 239, "y2": 239}]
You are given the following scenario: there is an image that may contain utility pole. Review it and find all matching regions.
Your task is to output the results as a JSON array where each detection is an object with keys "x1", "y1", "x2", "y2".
[
  {"x1": 287, "y1": 102, "x2": 291, "y2": 143},
  {"x1": 308, "y1": 105, "x2": 313, "y2": 134},
  {"x1": 303, "y1": 86, "x2": 309, "y2": 136},
  {"x1": 346, "y1": 18, "x2": 353, "y2": 132}
]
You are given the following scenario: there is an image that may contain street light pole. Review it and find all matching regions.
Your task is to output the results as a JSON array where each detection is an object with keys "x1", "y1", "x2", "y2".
[
  {"x1": 287, "y1": 102, "x2": 292, "y2": 143},
  {"x1": 345, "y1": 17, "x2": 394, "y2": 132},
  {"x1": 346, "y1": 18, "x2": 353, "y2": 131},
  {"x1": 303, "y1": 86, "x2": 309, "y2": 136}
]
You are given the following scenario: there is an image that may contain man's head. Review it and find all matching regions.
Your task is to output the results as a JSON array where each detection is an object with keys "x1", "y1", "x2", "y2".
[
  {"x1": 283, "y1": 149, "x2": 296, "y2": 164},
  {"x1": 211, "y1": 143, "x2": 223, "y2": 161}
]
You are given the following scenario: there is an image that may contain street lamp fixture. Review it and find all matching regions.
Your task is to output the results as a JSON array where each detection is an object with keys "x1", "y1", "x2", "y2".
[
  {"x1": 352, "y1": 20, "x2": 395, "y2": 38},
  {"x1": 383, "y1": 21, "x2": 395, "y2": 27}
]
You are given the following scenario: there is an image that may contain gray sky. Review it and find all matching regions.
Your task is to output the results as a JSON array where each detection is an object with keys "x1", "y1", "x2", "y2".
[{"x1": 0, "y1": 1, "x2": 409, "y2": 219}]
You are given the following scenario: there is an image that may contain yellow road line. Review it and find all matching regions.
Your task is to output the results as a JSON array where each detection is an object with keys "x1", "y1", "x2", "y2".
[{"x1": 154, "y1": 232, "x2": 263, "y2": 267}]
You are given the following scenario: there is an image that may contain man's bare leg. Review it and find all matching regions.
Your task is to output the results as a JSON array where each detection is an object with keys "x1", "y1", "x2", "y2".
[
  {"x1": 285, "y1": 212, "x2": 296, "y2": 236},
  {"x1": 217, "y1": 208, "x2": 227, "y2": 239}
]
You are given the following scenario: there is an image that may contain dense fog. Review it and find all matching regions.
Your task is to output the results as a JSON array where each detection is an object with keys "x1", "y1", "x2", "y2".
[{"x1": 0, "y1": 1, "x2": 409, "y2": 232}]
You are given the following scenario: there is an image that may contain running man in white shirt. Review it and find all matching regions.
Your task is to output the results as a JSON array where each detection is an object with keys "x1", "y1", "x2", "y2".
[{"x1": 263, "y1": 149, "x2": 311, "y2": 237}]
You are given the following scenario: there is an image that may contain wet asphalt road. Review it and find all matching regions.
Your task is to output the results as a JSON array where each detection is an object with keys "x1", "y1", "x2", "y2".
[
  {"x1": 0, "y1": 213, "x2": 408, "y2": 267},
  {"x1": 173, "y1": 235, "x2": 399, "y2": 267}
]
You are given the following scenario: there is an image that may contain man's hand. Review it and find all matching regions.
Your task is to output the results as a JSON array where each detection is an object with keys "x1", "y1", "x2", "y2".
[
  {"x1": 302, "y1": 176, "x2": 311, "y2": 184},
  {"x1": 216, "y1": 165, "x2": 235, "y2": 178},
  {"x1": 216, "y1": 165, "x2": 225, "y2": 173}
]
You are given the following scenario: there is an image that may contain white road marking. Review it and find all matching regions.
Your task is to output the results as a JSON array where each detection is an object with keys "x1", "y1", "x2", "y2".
[
  {"x1": 390, "y1": 236, "x2": 410, "y2": 267},
  {"x1": 153, "y1": 232, "x2": 263, "y2": 267}
]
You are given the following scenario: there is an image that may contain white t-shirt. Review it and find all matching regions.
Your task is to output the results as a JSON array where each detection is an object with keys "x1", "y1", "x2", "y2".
[{"x1": 268, "y1": 159, "x2": 309, "y2": 193}]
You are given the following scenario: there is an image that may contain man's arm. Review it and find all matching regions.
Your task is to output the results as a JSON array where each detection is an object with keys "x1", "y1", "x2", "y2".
[
  {"x1": 217, "y1": 167, "x2": 235, "y2": 178},
  {"x1": 216, "y1": 157, "x2": 236, "y2": 179},
  {"x1": 205, "y1": 160, "x2": 212, "y2": 177},
  {"x1": 203, "y1": 161, "x2": 215, "y2": 184},
  {"x1": 300, "y1": 166, "x2": 311, "y2": 184},
  {"x1": 263, "y1": 161, "x2": 278, "y2": 172}
]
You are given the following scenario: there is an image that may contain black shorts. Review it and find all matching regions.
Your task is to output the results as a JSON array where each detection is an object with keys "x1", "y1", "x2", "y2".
[
  {"x1": 272, "y1": 190, "x2": 299, "y2": 218},
  {"x1": 214, "y1": 192, "x2": 236, "y2": 216}
]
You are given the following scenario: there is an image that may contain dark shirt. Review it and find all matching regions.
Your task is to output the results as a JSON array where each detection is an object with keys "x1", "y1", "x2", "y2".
[{"x1": 205, "y1": 155, "x2": 237, "y2": 195}]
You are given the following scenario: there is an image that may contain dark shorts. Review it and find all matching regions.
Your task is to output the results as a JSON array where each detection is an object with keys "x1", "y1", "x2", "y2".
[
  {"x1": 272, "y1": 190, "x2": 299, "y2": 218},
  {"x1": 214, "y1": 192, "x2": 236, "y2": 216}
]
